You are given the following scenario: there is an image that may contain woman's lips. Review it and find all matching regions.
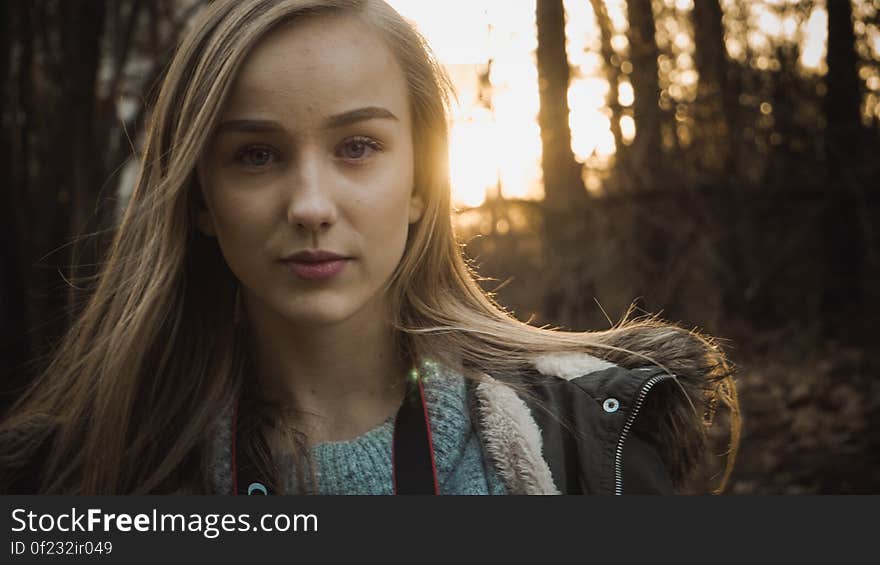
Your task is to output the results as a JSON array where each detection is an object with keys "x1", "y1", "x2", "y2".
[{"x1": 282, "y1": 258, "x2": 349, "y2": 281}]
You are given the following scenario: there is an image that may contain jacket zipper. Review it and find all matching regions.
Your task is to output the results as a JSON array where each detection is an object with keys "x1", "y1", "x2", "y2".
[{"x1": 614, "y1": 373, "x2": 672, "y2": 495}]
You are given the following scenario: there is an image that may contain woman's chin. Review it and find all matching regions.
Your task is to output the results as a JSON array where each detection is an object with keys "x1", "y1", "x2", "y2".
[{"x1": 276, "y1": 300, "x2": 367, "y2": 329}]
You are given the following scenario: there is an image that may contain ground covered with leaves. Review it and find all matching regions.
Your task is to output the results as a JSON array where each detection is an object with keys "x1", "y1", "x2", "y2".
[{"x1": 718, "y1": 323, "x2": 880, "y2": 494}]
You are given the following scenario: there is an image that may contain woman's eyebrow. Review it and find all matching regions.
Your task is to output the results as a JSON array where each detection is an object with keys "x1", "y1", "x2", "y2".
[
  {"x1": 323, "y1": 106, "x2": 399, "y2": 129},
  {"x1": 215, "y1": 107, "x2": 398, "y2": 135}
]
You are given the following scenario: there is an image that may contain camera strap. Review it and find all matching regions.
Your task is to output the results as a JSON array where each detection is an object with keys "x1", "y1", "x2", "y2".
[{"x1": 232, "y1": 372, "x2": 438, "y2": 495}]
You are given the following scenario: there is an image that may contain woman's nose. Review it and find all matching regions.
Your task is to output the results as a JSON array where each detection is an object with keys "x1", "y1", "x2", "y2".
[{"x1": 285, "y1": 151, "x2": 338, "y2": 233}]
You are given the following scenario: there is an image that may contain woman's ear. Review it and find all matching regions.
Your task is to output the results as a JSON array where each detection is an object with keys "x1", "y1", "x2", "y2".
[{"x1": 408, "y1": 192, "x2": 425, "y2": 224}]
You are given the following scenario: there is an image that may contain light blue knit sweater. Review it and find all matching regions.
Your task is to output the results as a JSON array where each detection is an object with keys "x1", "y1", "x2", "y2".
[
  {"x1": 212, "y1": 360, "x2": 508, "y2": 495},
  {"x1": 289, "y1": 360, "x2": 507, "y2": 495}
]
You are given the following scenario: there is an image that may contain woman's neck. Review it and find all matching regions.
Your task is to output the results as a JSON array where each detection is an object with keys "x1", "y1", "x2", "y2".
[{"x1": 243, "y1": 294, "x2": 410, "y2": 444}]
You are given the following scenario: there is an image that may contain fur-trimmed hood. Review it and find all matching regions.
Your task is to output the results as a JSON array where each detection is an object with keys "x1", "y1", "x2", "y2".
[{"x1": 468, "y1": 350, "x2": 714, "y2": 494}]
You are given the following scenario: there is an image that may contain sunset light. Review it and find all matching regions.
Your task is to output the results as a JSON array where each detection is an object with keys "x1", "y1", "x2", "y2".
[{"x1": 387, "y1": 0, "x2": 840, "y2": 207}]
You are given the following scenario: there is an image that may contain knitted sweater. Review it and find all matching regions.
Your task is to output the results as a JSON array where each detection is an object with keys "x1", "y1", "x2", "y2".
[{"x1": 211, "y1": 359, "x2": 508, "y2": 495}]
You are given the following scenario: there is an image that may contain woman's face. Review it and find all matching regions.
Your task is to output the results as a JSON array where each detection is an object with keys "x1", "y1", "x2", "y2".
[{"x1": 197, "y1": 14, "x2": 423, "y2": 328}]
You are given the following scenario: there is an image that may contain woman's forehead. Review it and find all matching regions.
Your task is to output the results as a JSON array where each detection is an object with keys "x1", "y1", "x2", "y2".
[{"x1": 221, "y1": 14, "x2": 411, "y2": 126}]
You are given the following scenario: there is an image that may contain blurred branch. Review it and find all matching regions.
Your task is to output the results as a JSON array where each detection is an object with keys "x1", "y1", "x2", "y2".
[
  {"x1": 589, "y1": 0, "x2": 623, "y2": 151},
  {"x1": 106, "y1": 0, "x2": 145, "y2": 106}
]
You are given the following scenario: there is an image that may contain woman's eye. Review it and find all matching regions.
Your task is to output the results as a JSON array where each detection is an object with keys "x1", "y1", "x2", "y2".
[
  {"x1": 235, "y1": 146, "x2": 279, "y2": 168},
  {"x1": 336, "y1": 136, "x2": 382, "y2": 162}
]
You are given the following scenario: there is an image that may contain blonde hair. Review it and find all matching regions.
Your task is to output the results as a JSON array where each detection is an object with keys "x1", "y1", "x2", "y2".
[{"x1": 0, "y1": 0, "x2": 739, "y2": 494}]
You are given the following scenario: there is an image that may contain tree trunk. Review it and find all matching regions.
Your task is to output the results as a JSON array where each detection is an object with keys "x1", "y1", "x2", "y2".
[
  {"x1": 0, "y1": 0, "x2": 32, "y2": 412},
  {"x1": 535, "y1": 0, "x2": 590, "y2": 326},
  {"x1": 826, "y1": 1, "x2": 861, "y2": 134},
  {"x1": 536, "y1": 0, "x2": 587, "y2": 217},
  {"x1": 821, "y1": 0, "x2": 864, "y2": 337},
  {"x1": 625, "y1": 0, "x2": 664, "y2": 185},
  {"x1": 62, "y1": 0, "x2": 107, "y2": 319},
  {"x1": 692, "y1": 0, "x2": 735, "y2": 174}
]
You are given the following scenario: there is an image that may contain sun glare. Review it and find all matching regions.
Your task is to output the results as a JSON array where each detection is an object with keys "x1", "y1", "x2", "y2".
[{"x1": 387, "y1": 0, "x2": 835, "y2": 207}]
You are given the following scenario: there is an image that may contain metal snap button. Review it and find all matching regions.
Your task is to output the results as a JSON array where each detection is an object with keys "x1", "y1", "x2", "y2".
[
  {"x1": 603, "y1": 398, "x2": 619, "y2": 413},
  {"x1": 247, "y1": 482, "x2": 268, "y2": 495}
]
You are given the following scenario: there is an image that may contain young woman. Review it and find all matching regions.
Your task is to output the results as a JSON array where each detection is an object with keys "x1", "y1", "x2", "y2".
[{"x1": 0, "y1": 0, "x2": 739, "y2": 495}]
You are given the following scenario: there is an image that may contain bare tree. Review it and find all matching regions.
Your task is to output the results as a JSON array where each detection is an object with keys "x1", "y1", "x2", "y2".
[
  {"x1": 536, "y1": 0, "x2": 588, "y2": 219},
  {"x1": 692, "y1": 0, "x2": 736, "y2": 174},
  {"x1": 0, "y1": 0, "x2": 31, "y2": 409},
  {"x1": 821, "y1": 0, "x2": 866, "y2": 336},
  {"x1": 625, "y1": 0, "x2": 664, "y2": 183},
  {"x1": 534, "y1": 0, "x2": 593, "y2": 326}
]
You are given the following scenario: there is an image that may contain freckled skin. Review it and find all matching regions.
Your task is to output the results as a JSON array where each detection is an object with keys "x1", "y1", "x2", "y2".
[{"x1": 196, "y1": 15, "x2": 424, "y2": 330}]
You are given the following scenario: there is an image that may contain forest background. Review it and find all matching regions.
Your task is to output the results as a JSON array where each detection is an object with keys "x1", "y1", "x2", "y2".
[{"x1": 1, "y1": 0, "x2": 878, "y2": 493}]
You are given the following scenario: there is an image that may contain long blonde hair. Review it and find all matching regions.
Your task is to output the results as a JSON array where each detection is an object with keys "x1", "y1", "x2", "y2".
[{"x1": 0, "y1": 0, "x2": 739, "y2": 494}]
